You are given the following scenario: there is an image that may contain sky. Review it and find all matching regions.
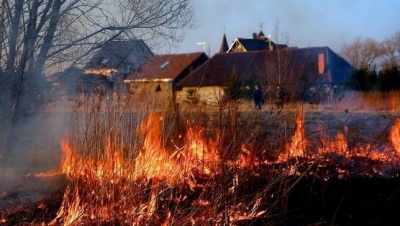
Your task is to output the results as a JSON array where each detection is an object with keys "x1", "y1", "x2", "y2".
[{"x1": 162, "y1": 0, "x2": 400, "y2": 56}]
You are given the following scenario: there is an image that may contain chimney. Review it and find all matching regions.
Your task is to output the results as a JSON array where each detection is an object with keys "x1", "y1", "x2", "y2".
[{"x1": 252, "y1": 32, "x2": 257, "y2": 40}]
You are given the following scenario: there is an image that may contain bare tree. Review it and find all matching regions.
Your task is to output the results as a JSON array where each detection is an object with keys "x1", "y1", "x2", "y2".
[
  {"x1": 380, "y1": 32, "x2": 400, "y2": 70},
  {"x1": 340, "y1": 37, "x2": 383, "y2": 70},
  {"x1": 0, "y1": 0, "x2": 193, "y2": 123},
  {"x1": 271, "y1": 20, "x2": 289, "y2": 85},
  {"x1": 0, "y1": 0, "x2": 193, "y2": 165}
]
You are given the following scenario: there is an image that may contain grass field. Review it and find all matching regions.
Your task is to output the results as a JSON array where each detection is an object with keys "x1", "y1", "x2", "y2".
[{"x1": 1, "y1": 90, "x2": 400, "y2": 225}]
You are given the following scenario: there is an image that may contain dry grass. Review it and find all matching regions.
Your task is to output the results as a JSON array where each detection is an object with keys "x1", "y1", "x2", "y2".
[{"x1": 1, "y1": 90, "x2": 400, "y2": 225}]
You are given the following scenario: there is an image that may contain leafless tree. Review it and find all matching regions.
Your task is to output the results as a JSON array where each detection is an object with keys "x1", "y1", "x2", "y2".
[
  {"x1": 0, "y1": 0, "x2": 193, "y2": 123},
  {"x1": 271, "y1": 20, "x2": 289, "y2": 85},
  {"x1": 340, "y1": 37, "x2": 383, "y2": 70},
  {"x1": 380, "y1": 32, "x2": 400, "y2": 70},
  {"x1": 0, "y1": 0, "x2": 193, "y2": 164}
]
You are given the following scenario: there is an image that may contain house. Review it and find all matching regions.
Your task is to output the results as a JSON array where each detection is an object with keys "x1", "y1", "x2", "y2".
[
  {"x1": 124, "y1": 52, "x2": 209, "y2": 110},
  {"x1": 226, "y1": 31, "x2": 288, "y2": 53},
  {"x1": 48, "y1": 66, "x2": 82, "y2": 101},
  {"x1": 82, "y1": 39, "x2": 154, "y2": 93},
  {"x1": 176, "y1": 47, "x2": 354, "y2": 105}
]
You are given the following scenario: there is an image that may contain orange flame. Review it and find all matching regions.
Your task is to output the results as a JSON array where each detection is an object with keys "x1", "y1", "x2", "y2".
[
  {"x1": 58, "y1": 113, "x2": 221, "y2": 185},
  {"x1": 390, "y1": 119, "x2": 400, "y2": 156},
  {"x1": 318, "y1": 130, "x2": 349, "y2": 157},
  {"x1": 278, "y1": 110, "x2": 307, "y2": 161},
  {"x1": 49, "y1": 110, "x2": 400, "y2": 225}
]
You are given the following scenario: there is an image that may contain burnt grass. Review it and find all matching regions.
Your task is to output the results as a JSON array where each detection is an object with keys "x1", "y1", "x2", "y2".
[
  {"x1": 1, "y1": 164, "x2": 400, "y2": 225},
  {"x1": 1, "y1": 108, "x2": 400, "y2": 225},
  {"x1": 265, "y1": 157, "x2": 400, "y2": 225}
]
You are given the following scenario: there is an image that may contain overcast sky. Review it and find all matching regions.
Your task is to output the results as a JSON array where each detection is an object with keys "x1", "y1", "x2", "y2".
[{"x1": 159, "y1": 0, "x2": 400, "y2": 56}]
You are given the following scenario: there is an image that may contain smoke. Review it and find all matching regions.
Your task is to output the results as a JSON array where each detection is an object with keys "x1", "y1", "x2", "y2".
[{"x1": 0, "y1": 112, "x2": 69, "y2": 178}]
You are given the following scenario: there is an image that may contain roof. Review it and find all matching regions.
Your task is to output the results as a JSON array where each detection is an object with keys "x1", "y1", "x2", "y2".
[
  {"x1": 84, "y1": 40, "x2": 153, "y2": 69},
  {"x1": 177, "y1": 47, "x2": 354, "y2": 88},
  {"x1": 227, "y1": 38, "x2": 270, "y2": 52},
  {"x1": 219, "y1": 33, "x2": 229, "y2": 53},
  {"x1": 125, "y1": 52, "x2": 209, "y2": 82}
]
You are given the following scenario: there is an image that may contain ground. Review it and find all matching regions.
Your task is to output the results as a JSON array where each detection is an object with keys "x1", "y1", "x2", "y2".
[{"x1": 1, "y1": 99, "x2": 400, "y2": 225}]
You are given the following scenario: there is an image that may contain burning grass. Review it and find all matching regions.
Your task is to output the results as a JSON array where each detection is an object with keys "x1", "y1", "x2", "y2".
[{"x1": 1, "y1": 93, "x2": 400, "y2": 225}]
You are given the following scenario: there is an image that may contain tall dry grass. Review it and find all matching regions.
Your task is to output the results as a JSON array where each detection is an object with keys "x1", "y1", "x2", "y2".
[
  {"x1": 51, "y1": 91, "x2": 301, "y2": 225},
  {"x1": 52, "y1": 88, "x2": 400, "y2": 225},
  {"x1": 325, "y1": 90, "x2": 400, "y2": 112}
]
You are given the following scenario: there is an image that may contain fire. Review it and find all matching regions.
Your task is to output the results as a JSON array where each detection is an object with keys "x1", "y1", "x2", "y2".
[
  {"x1": 50, "y1": 113, "x2": 227, "y2": 224},
  {"x1": 272, "y1": 110, "x2": 400, "y2": 164},
  {"x1": 133, "y1": 113, "x2": 220, "y2": 183},
  {"x1": 318, "y1": 129, "x2": 349, "y2": 157},
  {"x1": 278, "y1": 110, "x2": 307, "y2": 161},
  {"x1": 58, "y1": 137, "x2": 126, "y2": 182},
  {"x1": 133, "y1": 113, "x2": 182, "y2": 183},
  {"x1": 389, "y1": 92, "x2": 399, "y2": 112},
  {"x1": 184, "y1": 126, "x2": 220, "y2": 175},
  {"x1": 42, "y1": 110, "x2": 400, "y2": 225},
  {"x1": 56, "y1": 113, "x2": 222, "y2": 185},
  {"x1": 390, "y1": 119, "x2": 400, "y2": 156}
]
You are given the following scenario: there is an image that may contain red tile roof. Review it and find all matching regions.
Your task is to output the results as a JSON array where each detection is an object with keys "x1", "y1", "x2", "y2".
[{"x1": 125, "y1": 52, "x2": 208, "y2": 82}]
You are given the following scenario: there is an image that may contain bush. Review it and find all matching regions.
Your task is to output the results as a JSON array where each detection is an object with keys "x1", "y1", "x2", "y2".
[{"x1": 378, "y1": 67, "x2": 400, "y2": 91}]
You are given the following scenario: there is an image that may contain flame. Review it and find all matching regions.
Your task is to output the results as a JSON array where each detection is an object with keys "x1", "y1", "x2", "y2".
[
  {"x1": 60, "y1": 139, "x2": 73, "y2": 175},
  {"x1": 236, "y1": 144, "x2": 253, "y2": 168},
  {"x1": 389, "y1": 92, "x2": 399, "y2": 112},
  {"x1": 288, "y1": 110, "x2": 307, "y2": 157},
  {"x1": 184, "y1": 126, "x2": 220, "y2": 175},
  {"x1": 46, "y1": 110, "x2": 400, "y2": 225},
  {"x1": 58, "y1": 137, "x2": 126, "y2": 182},
  {"x1": 133, "y1": 113, "x2": 220, "y2": 183},
  {"x1": 318, "y1": 130, "x2": 349, "y2": 157},
  {"x1": 52, "y1": 113, "x2": 225, "y2": 224},
  {"x1": 133, "y1": 113, "x2": 181, "y2": 183},
  {"x1": 278, "y1": 110, "x2": 307, "y2": 161},
  {"x1": 390, "y1": 119, "x2": 400, "y2": 156}
]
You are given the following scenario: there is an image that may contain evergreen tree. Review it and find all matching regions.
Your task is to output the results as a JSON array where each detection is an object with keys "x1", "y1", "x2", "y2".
[
  {"x1": 224, "y1": 67, "x2": 241, "y2": 100},
  {"x1": 378, "y1": 67, "x2": 400, "y2": 91}
]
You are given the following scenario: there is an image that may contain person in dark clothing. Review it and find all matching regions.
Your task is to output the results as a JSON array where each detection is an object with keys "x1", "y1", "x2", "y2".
[
  {"x1": 275, "y1": 85, "x2": 284, "y2": 109},
  {"x1": 252, "y1": 85, "x2": 263, "y2": 110}
]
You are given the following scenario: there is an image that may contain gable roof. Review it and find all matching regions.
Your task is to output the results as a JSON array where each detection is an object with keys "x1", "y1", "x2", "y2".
[
  {"x1": 227, "y1": 38, "x2": 270, "y2": 52},
  {"x1": 177, "y1": 47, "x2": 354, "y2": 88},
  {"x1": 227, "y1": 35, "x2": 288, "y2": 53},
  {"x1": 84, "y1": 39, "x2": 153, "y2": 70},
  {"x1": 125, "y1": 52, "x2": 209, "y2": 83}
]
